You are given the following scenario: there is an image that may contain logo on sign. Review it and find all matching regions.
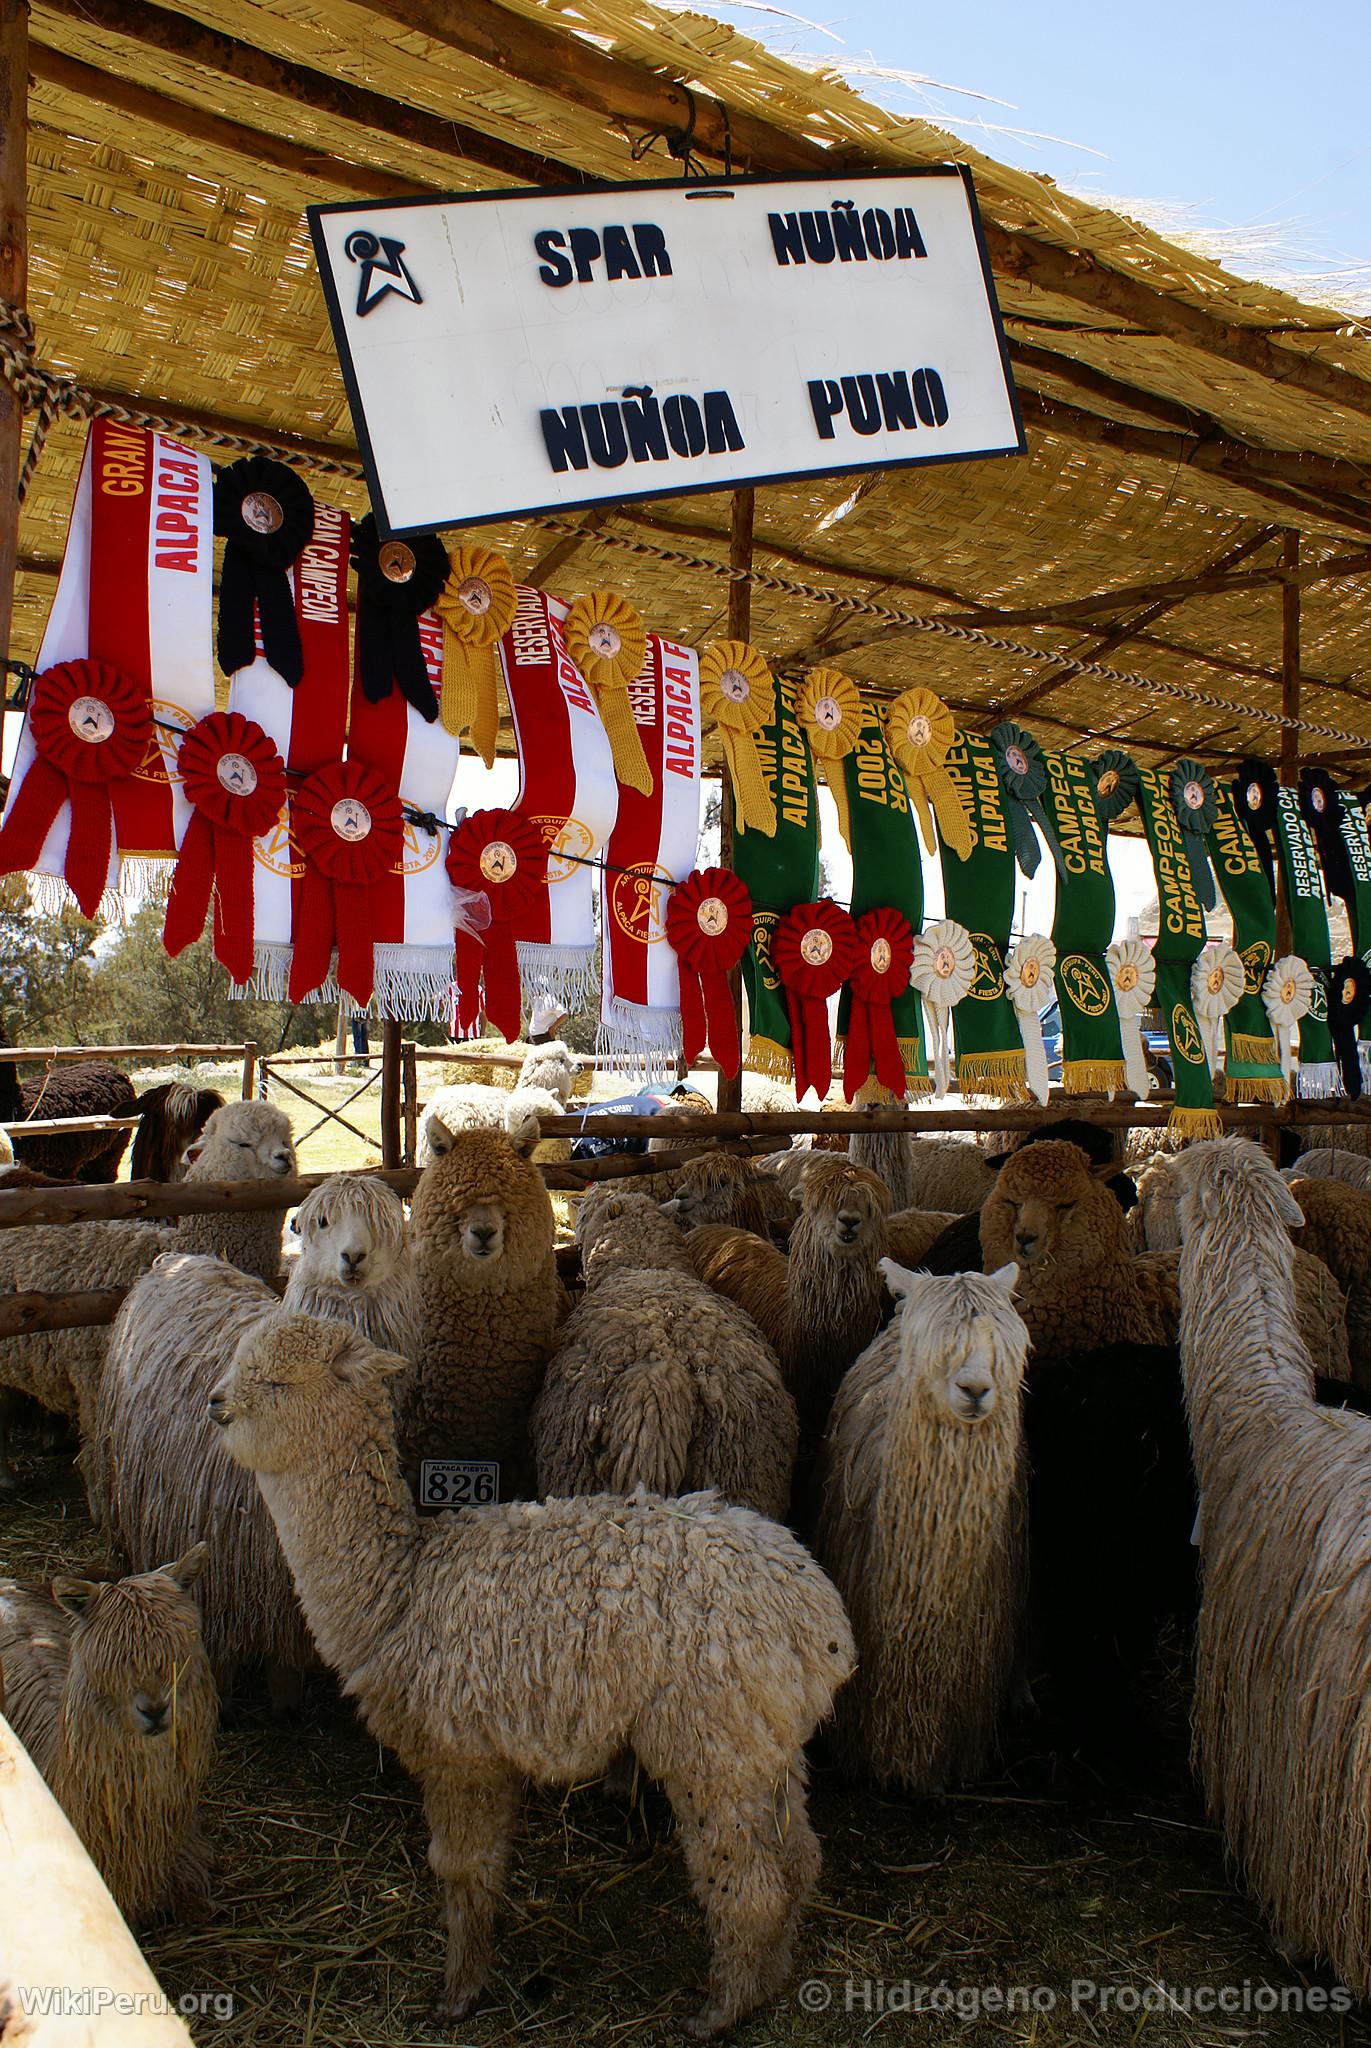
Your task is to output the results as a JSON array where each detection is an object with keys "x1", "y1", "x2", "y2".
[
  {"x1": 610, "y1": 863, "x2": 671, "y2": 946},
  {"x1": 345, "y1": 230, "x2": 422, "y2": 318},
  {"x1": 134, "y1": 699, "x2": 197, "y2": 786}
]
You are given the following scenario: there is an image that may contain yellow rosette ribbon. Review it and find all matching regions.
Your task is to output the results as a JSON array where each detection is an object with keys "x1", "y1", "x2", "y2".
[
  {"x1": 563, "y1": 589, "x2": 652, "y2": 797},
  {"x1": 699, "y1": 640, "x2": 776, "y2": 837},
  {"x1": 434, "y1": 545, "x2": 518, "y2": 767},
  {"x1": 882, "y1": 686, "x2": 972, "y2": 860},
  {"x1": 797, "y1": 667, "x2": 863, "y2": 850}
]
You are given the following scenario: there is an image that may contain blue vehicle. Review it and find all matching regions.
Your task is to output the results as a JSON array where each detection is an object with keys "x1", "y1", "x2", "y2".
[{"x1": 1039, "y1": 1000, "x2": 1172, "y2": 1092}]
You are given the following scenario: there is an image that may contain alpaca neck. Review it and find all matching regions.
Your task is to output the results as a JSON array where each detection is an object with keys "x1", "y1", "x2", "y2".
[
  {"x1": 254, "y1": 1405, "x2": 419, "y2": 1708},
  {"x1": 1180, "y1": 1206, "x2": 1310, "y2": 1457}
]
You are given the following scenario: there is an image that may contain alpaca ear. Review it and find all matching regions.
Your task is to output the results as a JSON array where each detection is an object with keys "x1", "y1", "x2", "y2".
[
  {"x1": 1273, "y1": 1179, "x2": 1307, "y2": 1230},
  {"x1": 329, "y1": 1340, "x2": 407, "y2": 1385},
  {"x1": 427, "y1": 1115, "x2": 455, "y2": 1158},
  {"x1": 879, "y1": 1257, "x2": 924, "y2": 1302},
  {"x1": 182, "y1": 1141, "x2": 205, "y2": 1167},
  {"x1": 986, "y1": 1262, "x2": 1019, "y2": 1298},
  {"x1": 52, "y1": 1578, "x2": 104, "y2": 1621},
  {"x1": 163, "y1": 1543, "x2": 209, "y2": 1592},
  {"x1": 503, "y1": 1102, "x2": 543, "y2": 1156}
]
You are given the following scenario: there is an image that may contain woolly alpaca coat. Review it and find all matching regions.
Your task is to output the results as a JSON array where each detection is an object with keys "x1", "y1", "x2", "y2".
[
  {"x1": 1290, "y1": 1174, "x2": 1371, "y2": 1387},
  {"x1": 410, "y1": 1127, "x2": 561, "y2": 1489},
  {"x1": 532, "y1": 1194, "x2": 797, "y2": 1518}
]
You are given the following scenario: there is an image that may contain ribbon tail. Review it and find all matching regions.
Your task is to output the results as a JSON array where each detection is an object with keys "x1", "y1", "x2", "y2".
[
  {"x1": 215, "y1": 543, "x2": 260, "y2": 680},
  {"x1": 929, "y1": 769, "x2": 973, "y2": 861},
  {"x1": 1184, "y1": 834, "x2": 1217, "y2": 912},
  {"x1": 215, "y1": 825, "x2": 258, "y2": 985},
  {"x1": 827, "y1": 769, "x2": 853, "y2": 854},
  {"x1": 678, "y1": 964, "x2": 707, "y2": 1068},
  {"x1": 1008, "y1": 799, "x2": 1042, "y2": 879},
  {"x1": 163, "y1": 809, "x2": 215, "y2": 959},
  {"x1": 598, "y1": 690, "x2": 654, "y2": 798},
  {"x1": 808, "y1": 995, "x2": 833, "y2": 1101},
  {"x1": 454, "y1": 929, "x2": 484, "y2": 1035},
  {"x1": 908, "y1": 783, "x2": 938, "y2": 858},
  {"x1": 288, "y1": 866, "x2": 336, "y2": 1001},
  {"x1": 390, "y1": 618, "x2": 439, "y2": 724},
  {"x1": 482, "y1": 921, "x2": 523, "y2": 1042},
  {"x1": 1018, "y1": 1008, "x2": 1050, "y2": 1106},
  {"x1": 705, "y1": 966, "x2": 741, "y2": 1078},
  {"x1": 441, "y1": 640, "x2": 500, "y2": 768},
  {"x1": 357, "y1": 603, "x2": 396, "y2": 706},
  {"x1": 66, "y1": 783, "x2": 117, "y2": 919},
  {"x1": 0, "y1": 757, "x2": 74, "y2": 889},
  {"x1": 254, "y1": 562, "x2": 305, "y2": 688},
  {"x1": 1120, "y1": 1017, "x2": 1151, "y2": 1100},
  {"x1": 871, "y1": 1002, "x2": 906, "y2": 1099},
  {"x1": 1028, "y1": 798, "x2": 1068, "y2": 881},
  {"x1": 725, "y1": 729, "x2": 776, "y2": 838},
  {"x1": 333, "y1": 880, "x2": 377, "y2": 1006},
  {"x1": 844, "y1": 999, "x2": 873, "y2": 1104}
]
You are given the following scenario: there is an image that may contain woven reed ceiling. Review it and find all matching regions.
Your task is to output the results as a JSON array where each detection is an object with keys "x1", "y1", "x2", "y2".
[{"x1": 14, "y1": 0, "x2": 1371, "y2": 781}]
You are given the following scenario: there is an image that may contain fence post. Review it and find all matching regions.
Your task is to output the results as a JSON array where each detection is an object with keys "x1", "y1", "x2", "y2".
[
  {"x1": 380, "y1": 1018, "x2": 403, "y2": 1168},
  {"x1": 240, "y1": 1041, "x2": 257, "y2": 1101},
  {"x1": 402, "y1": 1040, "x2": 418, "y2": 1167}
]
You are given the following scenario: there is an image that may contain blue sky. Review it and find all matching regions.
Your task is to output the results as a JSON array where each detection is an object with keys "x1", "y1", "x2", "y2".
[{"x1": 702, "y1": 0, "x2": 1371, "y2": 295}]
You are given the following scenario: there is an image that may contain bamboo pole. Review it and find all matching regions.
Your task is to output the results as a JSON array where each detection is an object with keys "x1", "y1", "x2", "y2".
[
  {"x1": 1277, "y1": 530, "x2": 1301, "y2": 958},
  {"x1": 379, "y1": 1019, "x2": 403, "y2": 1169},
  {"x1": 716, "y1": 486, "x2": 754, "y2": 1118},
  {"x1": 0, "y1": 0, "x2": 24, "y2": 673}
]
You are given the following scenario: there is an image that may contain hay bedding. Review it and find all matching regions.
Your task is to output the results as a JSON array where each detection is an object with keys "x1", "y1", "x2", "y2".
[{"x1": 2, "y1": 1423, "x2": 1366, "y2": 2048}]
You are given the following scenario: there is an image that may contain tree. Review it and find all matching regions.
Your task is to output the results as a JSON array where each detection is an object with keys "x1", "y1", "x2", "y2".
[{"x1": 0, "y1": 877, "x2": 103, "y2": 1041}]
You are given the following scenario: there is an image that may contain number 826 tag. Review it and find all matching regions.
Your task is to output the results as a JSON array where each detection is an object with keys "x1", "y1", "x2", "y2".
[{"x1": 419, "y1": 1459, "x2": 500, "y2": 1510}]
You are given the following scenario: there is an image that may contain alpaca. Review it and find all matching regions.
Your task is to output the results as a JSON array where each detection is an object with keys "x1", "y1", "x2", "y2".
[
  {"x1": 817, "y1": 1263, "x2": 1027, "y2": 1792},
  {"x1": 660, "y1": 1151, "x2": 796, "y2": 1241},
  {"x1": 0, "y1": 1019, "x2": 136, "y2": 1181},
  {"x1": 129, "y1": 1079, "x2": 225, "y2": 1182},
  {"x1": 1282, "y1": 1146, "x2": 1371, "y2": 1191},
  {"x1": 0, "y1": 1100, "x2": 297, "y2": 1491},
  {"x1": 1171, "y1": 1135, "x2": 1371, "y2": 1996},
  {"x1": 0, "y1": 1546, "x2": 216, "y2": 1926},
  {"x1": 1288, "y1": 1174, "x2": 1371, "y2": 1385},
  {"x1": 532, "y1": 1193, "x2": 797, "y2": 1519},
  {"x1": 87, "y1": 1184, "x2": 417, "y2": 1700},
  {"x1": 409, "y1": 1121, "x2": 561, "y2": 1493},
  {"x1": 211, "y1": 1310, "x2": 855, "y2": 2036}
]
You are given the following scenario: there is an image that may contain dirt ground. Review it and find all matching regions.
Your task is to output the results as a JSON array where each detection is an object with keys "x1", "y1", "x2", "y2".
[{"x1": 4, "y1": 1420, "x2": 1367, "y2": 2048}]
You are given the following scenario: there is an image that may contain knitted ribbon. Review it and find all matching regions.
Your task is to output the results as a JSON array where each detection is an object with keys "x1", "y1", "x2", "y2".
[
  {"x1": 772, "y1": 899, "x2": 860, "y2": 1102},
  {"x1": 1089, "y1": 749, "x2": 1141, "y2": 826},
  {"x1": 351, "y1": 514, "x2": 449, "y2": 723},
  {"x1": 1169, "y1": 759, "x2": 1219, "y2": 911},
  {"x1": 1263, "y1": 955, "x2": 1314, "y2": 1084},
  {"x1": 844, "y1": 907, "x2": 914, "y2": 1102},
  {"x1": 1299, "y1": 767, "x2": 1356, "y2": 912},
  {"x1": 1232, "y1": 760, "x2": 1281, "y2": 898},
  {"x1": 213, "y1": 455, "x2": 314, "y2": 686},
  {"x1": 665, "y1": 867, "x2": 753, "y2": 1077},
  {"x1": 910, "y1": 918, "x2": 976, "y2": 1096},
  {"x1": 988, "y1": 721, "x2": 1066, "y2": 881},
  {"x1": 163, "y1": 711, "x2": 286, "y2": 982},
  {"x1": 1004, "y1": 935, "x2": 1057, "y2": 1106},
  {"x1": 699, "y1": 641, "x2": 775, "y2": 836},
  {"x1": 1190, "y1": 941, "x2": 1245, "y2": 1076},
  {"x1": 1319, "y1": 957, "x2": 1371, "y2": 1099},
  {"x1": 0, "y1": 660, "x2": 151, "y2": 916},
  {"x1": 434, "y1": 545, "x2": 517, "y2": 765},
  {"x1": 882, "y1": 687, "x2": 971, "y2": 859},
  {"x1": 287, "y1": 759, "x2": 404, "y2": 1006},
  {"x1": 797, "y1": 667, "x2": 863, "y2": 850},
  {"x1": 1205, "y1": 783, "x2": 1285, "y2": 1105},
  {"x1": 1106, "y1": 937, "x2": 1157, "y2": 1100},
  {"x1": 445, "y1": 808, "x2": 548, "y2": 1041},
  {"x1": 563, "y1": 590, "x2": 652, "y2": 797}
]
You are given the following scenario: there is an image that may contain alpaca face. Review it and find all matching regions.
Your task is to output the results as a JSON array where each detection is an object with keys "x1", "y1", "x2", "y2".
[
  {"x1": 209, "y1": 1313, "x2": 373, "y2": 1473},
  {"x1": 930, "y1": 1329, "x2": 1005, "y2": 1423},
  {"x1": 187, "y1": 1103, "x2": 296, "y2": 1179},
  {"x1": 662, "y1": 1157, "x2": 743, "y2": 1227},
  {"x1": 458, "y1": 1199, "x2": 506, "y2": 1263},
  {"x1": 803, "y1": 1159, "x2": 890, "y2": 1257},
  {"x1": 981, "y1": 1142, "x2": 1120, "y2": 1272},
  {"x1": 880, "y1": 1261, "x2": 1026, "y2": 1424},
  {"x1": 293, "y1": 1181, "x2": 407, "y2": 1289},
  {"x1": 55, "y1": 1557, "x2": 209, "y2": 1741}
]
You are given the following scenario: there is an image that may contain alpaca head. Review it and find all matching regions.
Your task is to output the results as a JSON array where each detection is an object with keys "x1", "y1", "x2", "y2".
[
  {"x1": 210, "y1": 1310, "x2": 405, "y2": 1475},
  {"x1": 185, "y1": 1100, "x2": 296, "y2": 1180},
  {"x1": 515, "y1": 1038, "x2": 575, "y2": 1104},
  {"x1": 1167, "y1": 1133, "x2": 1304, "y2": 1242},
  {"x1": 980, "y1": 1141, "x2": 1122, "y2": 1272},
  {"x1": 51, "y1": 1547, "x2": 211, "y2": 1744},
  {"x1": 879, "y1": 1261, "x2": 1026, "y2": 1423},
  {"x1": 411, "y1": 1124, "x2": 553, "y2": 1282},
  {"x1": 798, "y1": 1156, "x2": 890, "y2": 1259},
  {"x1": 660, "y1": 1153, "x2": 750, "y2": 1228},
  {"x1": 290, "y1": 1175, "x2": 410, "y2": 1291},
  {"x1": 577, "y1": 1188, "x2": 691, "y2": 1283}
]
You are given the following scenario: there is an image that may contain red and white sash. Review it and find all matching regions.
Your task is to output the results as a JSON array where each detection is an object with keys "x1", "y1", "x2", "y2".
[
  {"x1": 500, "y1": 588, "x2": 618, "y2": 1012},
  {"x1": 11, "y1": 421, "x2": 215, "y2": 910},
  {"x1": 597, "y1": 636, "x2": 701, "y2": 1075},
  {"x1": 346, "y1": 612, "x2": 464, "y2": 1018},
  {"x1": 226, "y1": 501, "x2": 351, "y2": 996}
]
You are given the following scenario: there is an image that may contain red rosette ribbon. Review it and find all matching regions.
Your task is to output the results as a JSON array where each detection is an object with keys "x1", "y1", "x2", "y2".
[
  {"x1": 0, "y1": 660, "x2": 152, "y2": 915},
  {"x1": 164, "y1": 711, "x2": 287, "y2": 982},
  {"x1": 288, "y1": 759, "x2": 404, "y2": 1006},
  {"x1": 772, "y1": 898, "x2": 861, "y2": 1103},
  {"x1": 843, "y1": 907, "x2": 915, "y2": 1102},
  {"x1": 664, "y1": 867, "x2": 754, "y2": 1077},
  {"x1": 444, "y1": 808, "x2": 548, "y2": 1040}
]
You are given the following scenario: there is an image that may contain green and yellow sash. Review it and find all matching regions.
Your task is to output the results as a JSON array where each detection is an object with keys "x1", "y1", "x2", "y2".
[
  {"x1": 1206, "y1": 787, "x2": 1286, "y2": 1105},
  {"x1": 734, "y1": 679, "x2": 820, "y2": 1079},
  {"x1": 836, "y1": 706, "x2": 932, "y2": 1096},
  {"x1": 1039, "y1": 750, "x2": 1127, "y2": 1093},
  {"x1": 939, "y1": 731, "x2": 1027, "y2": 1099},
  {"x1": 1135, "y1": 765, "x2": 1221, "y2": 1139}
]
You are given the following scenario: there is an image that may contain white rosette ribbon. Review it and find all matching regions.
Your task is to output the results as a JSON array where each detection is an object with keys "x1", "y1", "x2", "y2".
[
  {"x1": 1004, "y1": 934, "x2": 1057, "y2": 1106},
  {"x1": 910, "y1": 918, "x2": 975, "y2": 1097},
  {"x1": 1190, "y1": 941, "x2": 1245, "y2": 1075},
  {"x1": 1262, "y1": 954, "x2": 1315, "y2": 1083},
  {"x1": 1106, "y1": 937, "x2": 1157, "y2": 1100}
]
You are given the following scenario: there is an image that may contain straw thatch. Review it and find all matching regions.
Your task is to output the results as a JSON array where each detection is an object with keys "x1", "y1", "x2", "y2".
[{"x1": 9, "y1": 0, "x2": 1371, "y2": 781}]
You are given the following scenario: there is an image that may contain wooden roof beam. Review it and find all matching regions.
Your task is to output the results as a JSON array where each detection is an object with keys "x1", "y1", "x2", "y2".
[{"x1": 352, "y1": 0, "x2": 1371, "y2": 427}]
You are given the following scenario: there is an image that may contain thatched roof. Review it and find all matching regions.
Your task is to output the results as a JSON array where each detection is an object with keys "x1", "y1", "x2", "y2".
[{"x1": 14, "y1": 0, "x2": 1371, "y2": 781}]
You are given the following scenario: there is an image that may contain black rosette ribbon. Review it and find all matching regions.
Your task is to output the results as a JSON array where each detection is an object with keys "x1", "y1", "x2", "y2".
[
  {"x1": 351, "y1": 514, "x2": 449, "y2": 723},
  {"x1": 1319, "y1": 955, "x2": 1371, "y2": 1098},
  {"x1": 213, "y1": 456, "x2": 315, "y2": 684},
  {"x1": 1232, "y1": 759, "x2": 1280, "y2": 900},
  {"x1": 988, "y1": 720, "x2": 1066, "y2": 881},
  {"x1": 1299, "y1": 766, "x2": 1355, "y2": 912},
  {"x1": 1168, "y1": 758, "x2": 1218, "y2": 911}
]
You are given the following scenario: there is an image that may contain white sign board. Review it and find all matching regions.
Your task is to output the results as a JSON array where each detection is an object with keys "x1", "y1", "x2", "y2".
[{"x1": 309, "y1": 169, "x2": 1024, "y2": 537}]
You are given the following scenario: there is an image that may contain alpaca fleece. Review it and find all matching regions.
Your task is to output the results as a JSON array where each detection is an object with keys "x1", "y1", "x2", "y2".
[
  {"x1": 1282, "y1": 1146, "x2": 1371, "y2": 1192},
  {"x1": 575, "y1": 1184, "x2": 697, "y2": 1283},
  {"x1": 0, "y1": 1017, "x2": 135, "y2": 1181},
  {"x1": 687, "y1": 1157, "x2": 892, "y2": 1442},
  {"x1": 410, "y1": 1125, "x2": 560, "y2": 1489},
  {"x1": 817, "y1": 1267, "x2": 1027, "y2": 1792},
  {"x1": 129, "y1": 1080, "x2": 225, "y2": 1183},
  {"x1": 533, "y1": 1195, "x2": 797, "y2": 1518},
  {"x1": 0, "y1": 1550, "x2": 216, "y2": 1925},
  {"x1": 1289, "y1": 1174, "x2": 1371, "y2": 1386},
  {"x1": 1173, "y1": 1136, "x2": 1371, "y2": 1997},
  {"x1": 901, "y1": 1138, "x2": 1000, "y2": 1215},
  {"x1": 847, "y1": 1127, "x2": 916, "y2": 1215},
  {"x1": 213, "y1": 1311, "x2": 854, "y2": 2037},
  {"x1": 662, "y1": 1152, "x2": 795, "y2": 1241},
  {"x1": 1133, "y1": 1242, "x2": 1352, "y2": 1382},
  {"x1": 176, "y1": 1099, "x2": 297, "y2": 1283}
]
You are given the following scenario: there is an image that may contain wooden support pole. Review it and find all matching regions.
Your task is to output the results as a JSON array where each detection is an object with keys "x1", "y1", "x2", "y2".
[
  {"x1": 240, "y1": 1040, "x2": 257, "y2": 1101},
  {"x1": 1277, "y1": 530, "x2": 1301, "y2": 957},
  {"x1": 402, "y1": 1039, "x2": 418, "y2": 1168},
  {"x1": 0, "y1": 0, "x2": 27, "y2": 671},
  {"x1": 716, "y1": 487, "x2": 755, "y2": 1117},
  {"x1": 380, "y1": 1018, "x2": 403, "y2": 1169}
]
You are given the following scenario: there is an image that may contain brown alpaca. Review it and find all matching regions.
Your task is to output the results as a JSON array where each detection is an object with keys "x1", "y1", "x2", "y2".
[
  {"x1": 410, "y1": 1120, "x2": 561, "y2": 1491},
  {"x1": 212, "y1": 1312, "x2": 854, "y2": 2037},
  {"x1": 661, "y1": 1152, "x2": 796, "y2": 1240},
  {"x1": 0, "y1": 1547, "x2": 217, "y2": 1926}
]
